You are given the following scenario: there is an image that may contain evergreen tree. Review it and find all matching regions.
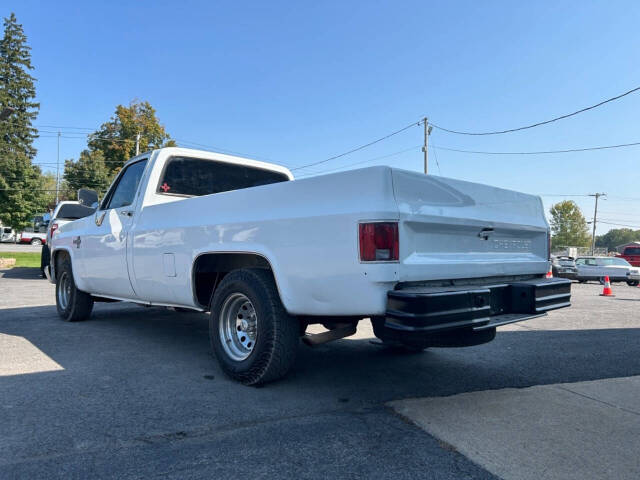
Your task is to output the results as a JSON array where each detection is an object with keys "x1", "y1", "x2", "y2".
[
  {"x1": 0, "y1": 13, "x2": 46, "y2": 229},
  {"x1": 0, "y1": 13, "x2": 38, "y2": 158}
]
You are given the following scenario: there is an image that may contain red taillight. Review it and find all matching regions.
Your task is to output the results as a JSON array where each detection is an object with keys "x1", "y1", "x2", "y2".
[
  {"x1": 359, "y1": 222, "x2": 399, "y2": 262},
  {"x1": 50, "y1": 223, "x2": 58, "y2": 238}
]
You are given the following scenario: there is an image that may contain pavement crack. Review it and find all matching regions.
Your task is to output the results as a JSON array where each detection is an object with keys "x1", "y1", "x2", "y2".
[{"x1": 555, "y1": 385, "x2": 640, "y2": 417}]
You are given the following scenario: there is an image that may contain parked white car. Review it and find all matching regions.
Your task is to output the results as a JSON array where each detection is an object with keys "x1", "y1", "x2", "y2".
[
  {"x1": 0, "y1": 226, "x2": 19, "y2": 243},
  {"x1": 48, "y1": 147, "x2": 571, "y2": 384},
  {"x1": 575, "y1": 256, "x2": 640, "y2": 286}
]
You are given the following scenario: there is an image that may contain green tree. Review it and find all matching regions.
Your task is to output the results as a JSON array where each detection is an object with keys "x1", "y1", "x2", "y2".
[
  {"x1": 88, "y1": 100, "x2": 175, "y2": 174},
  {"x1": 595, "y1": 228, "x2": 640, "y2": 252},
  {"x1": 549, "y1": 200, "x2": 591, "y2": 248},
  {"x1": 0, "y1": 13, "x2": 38, "y2": 158},
  {"x1": 0, "y1": 154, "x2": 47, "y2": 228},
  {"x1": 0, "y1": 13, "x2": 47, "y2": 229},
  {"x1": 41, "y1": 171, "x2": 62, "y2": 208},
  {"x1": 63, "y1": 149, "x2": 112, "y2": 199}
]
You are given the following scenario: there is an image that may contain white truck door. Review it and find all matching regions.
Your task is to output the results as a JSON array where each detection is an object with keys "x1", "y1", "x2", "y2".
[{"x1": 80, "y1": 160, "x2": 148, "y2": 298}]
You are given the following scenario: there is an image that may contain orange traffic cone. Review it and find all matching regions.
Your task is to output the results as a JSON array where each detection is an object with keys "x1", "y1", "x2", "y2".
[
  {"x1": 546, "y1": 267, "x2": 553, "y2": 278},
  {"x1": 600, "y1": 276, "x2": 614, "y2": 297}
]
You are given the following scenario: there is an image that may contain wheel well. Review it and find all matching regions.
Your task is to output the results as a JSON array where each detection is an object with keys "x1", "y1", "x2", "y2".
[
  {"x1": 192, "y1": 253, "x2": 273, "y2": 309},
  {"x1": 53, "y1": 249, "x2": 70, "y2": 280}
]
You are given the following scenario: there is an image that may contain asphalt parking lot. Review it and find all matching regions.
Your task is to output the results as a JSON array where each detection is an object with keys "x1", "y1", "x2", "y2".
[{"x1": 1, "y1": 267, "x2": 639, "y2": 479}]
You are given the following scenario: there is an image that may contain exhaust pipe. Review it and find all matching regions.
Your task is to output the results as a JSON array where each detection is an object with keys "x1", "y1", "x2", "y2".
[{"x1": 302, "y1": 324, "x2": 357, "y2": 346}]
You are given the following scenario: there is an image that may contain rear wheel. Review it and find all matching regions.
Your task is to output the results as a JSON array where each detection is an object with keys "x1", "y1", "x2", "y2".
[
  {"x1": 55, "y1": 258, "x2": 94, "y2": 321},
  {"x1": 209, "y1": 269, "x2": 299, "y2": 385},
  {"x1": 40, "y1": 244, "x2": 50, "y2": 278},
  {"x1": 30, "y1": 238, "x2": 42, "y2": 245},
  {"x1": 627, "y1": 280, "x2": 639, "y2": 287}
]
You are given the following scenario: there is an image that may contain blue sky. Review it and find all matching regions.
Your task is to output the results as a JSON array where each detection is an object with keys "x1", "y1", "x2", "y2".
[{"x1": 5, "y1": 1, "x2": 640, "y2": 233}]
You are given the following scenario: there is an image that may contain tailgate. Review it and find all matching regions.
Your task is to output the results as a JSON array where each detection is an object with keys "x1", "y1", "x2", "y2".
[{"x1": 391, "y1": 169, "x2": 549, "y2": 282}]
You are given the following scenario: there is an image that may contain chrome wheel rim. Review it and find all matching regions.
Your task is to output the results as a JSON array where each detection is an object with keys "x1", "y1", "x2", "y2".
[
  {"x1": 58, "y1": 272, "x2": 71, "y2": 310},
  {"x1": 219, "y1": 293, "x2": 257, "y2": 361}
]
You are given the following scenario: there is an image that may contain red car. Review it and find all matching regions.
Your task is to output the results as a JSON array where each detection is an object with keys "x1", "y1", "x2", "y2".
[
  {"x1": 617, "y1": 244, "x2": 640, "y2": 267},
  {"x1": 19, "y1": 231, "x2": 47, "y2": 245}
]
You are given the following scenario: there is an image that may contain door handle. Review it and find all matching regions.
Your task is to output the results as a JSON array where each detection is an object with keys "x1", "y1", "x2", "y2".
[{"x1": 120, "y1": 210, "x2": 133, "y2": 217}]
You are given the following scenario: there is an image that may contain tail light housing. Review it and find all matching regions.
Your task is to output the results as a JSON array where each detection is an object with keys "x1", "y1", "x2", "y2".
[
  {"x1": 359, "y1": 222, "x2": 399, "y2": 262},
  {"x1": 50, "y1": 222, "x2": 59, "y2": 239}
]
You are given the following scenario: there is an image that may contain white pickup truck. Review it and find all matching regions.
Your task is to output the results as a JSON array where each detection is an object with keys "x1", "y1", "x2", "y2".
[{"x1": 48, "y1": 147, "x2": 571, "y2": 384}]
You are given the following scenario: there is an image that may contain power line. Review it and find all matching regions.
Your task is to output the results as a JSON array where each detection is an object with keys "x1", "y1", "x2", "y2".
[
  {"x1": 430, "y1": 85, "x2": 640, "y2": 135},
  {"x1": 598, "y1": 219, "x2": 640, "y2": 229},
  {"x1": 290, "y1": 120, "x2": 422, "y2": 171},
  {"x1": 608, "y1": 195, "x2": 640, "y2": 201},
  {"x1": 429, "y1": 142, "x2": 442, "y2": 175},
  {"x1": 296, "y1": 145, "x2": 421, "y2": 178},
  {"x1": 433, "y1": 140, "x2": 640, "y2": 155},
  {"x1": 539, "y1": 194, "x2": 591, "y2": 197}
]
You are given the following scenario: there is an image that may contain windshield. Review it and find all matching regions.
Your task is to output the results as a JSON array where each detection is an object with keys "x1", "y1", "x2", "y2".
[{"x1": 56, "y1": 204, "x2": 96, "y2": 220}]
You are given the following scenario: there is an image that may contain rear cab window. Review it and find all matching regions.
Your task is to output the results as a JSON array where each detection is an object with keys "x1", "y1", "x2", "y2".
[
  {"x1": 157, "y1": 156, "x2": 289, "y2": 197},
  {"x1": 624, "y1": 247, "x2": 640, "y2": 255}
]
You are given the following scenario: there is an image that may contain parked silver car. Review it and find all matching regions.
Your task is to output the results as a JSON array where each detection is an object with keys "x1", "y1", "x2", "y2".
[{"x1": 575, "y1": 256, "x2": 640, "y2": 286}]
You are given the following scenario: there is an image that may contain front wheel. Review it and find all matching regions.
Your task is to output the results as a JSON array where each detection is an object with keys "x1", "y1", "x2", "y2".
[
  {"x1": 209, "y1": 269, "x2": 299, "y2": 385},
  {"x1": 55, "y1": 258, "x2": 94, "y2": 321},
  {"x1": 627, "y1": 280, "x2": 639, "y2": 287}
]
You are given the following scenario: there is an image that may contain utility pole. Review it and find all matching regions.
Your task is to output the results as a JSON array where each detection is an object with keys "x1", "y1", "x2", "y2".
[
  {"x1": 589, "y1": 192, "x2": 606, "y2": 255},
  {"x1": 421, "y1": 117, "x2": 430, "y2": 174},
  {"x1": 135, "y1": 133, "x2": 141, "y2": 156},
  {"x1": 56, "y1": 131, "x2": 60, "y2": 204}
]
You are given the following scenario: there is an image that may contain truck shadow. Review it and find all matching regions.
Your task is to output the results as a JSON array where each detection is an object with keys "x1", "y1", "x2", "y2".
[
  {"x1": 0, "y1": 267, "x2": 43, "y2": 280},
  {"x1": 2, "y1": 302, "x2": 640, "y2": 405}
]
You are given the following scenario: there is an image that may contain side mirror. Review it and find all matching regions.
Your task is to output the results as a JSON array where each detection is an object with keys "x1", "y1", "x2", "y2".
[{"x1": 78, "y1": 188, "x2": 99, "y2": 208}]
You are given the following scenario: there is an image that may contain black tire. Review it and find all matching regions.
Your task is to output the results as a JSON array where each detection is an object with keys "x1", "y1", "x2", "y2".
[
  {"x1": 627, "y1": 280, "x2": 639, "y2": 287},
  {"x1": 55, "y1": 258, "x2": 94, "y2": 322},
  {"x1": 209, "y1": 269, "x2": 299, "y2": 385},
  {"x1": 40, "y1": 244, "x2": 50, "y2": 278},
  {"x1": 371, "y1": 317, "x2": 429, "y2": 352}
]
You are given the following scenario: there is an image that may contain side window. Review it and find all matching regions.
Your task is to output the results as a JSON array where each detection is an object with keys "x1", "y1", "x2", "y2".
[
  {"x1": 104, "y1": 160, "x2": 147, "y2": 210},
  {"x1": 586, "y1": 259, "x2": 597, "y2": 266},
  {"x1": 575, "y1": 258, "x2": 584, "y2": 265}
]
